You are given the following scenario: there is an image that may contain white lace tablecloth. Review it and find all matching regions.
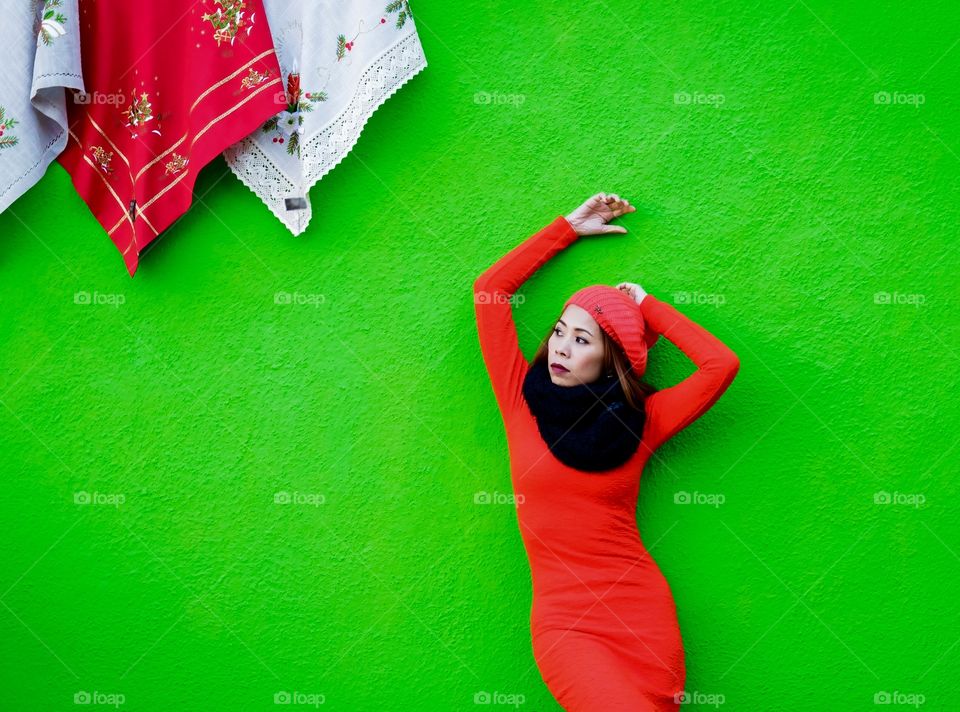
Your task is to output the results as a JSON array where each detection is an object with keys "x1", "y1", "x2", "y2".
[{"x1": 223, "y1": 0, "x2": 427, "y2": 235}]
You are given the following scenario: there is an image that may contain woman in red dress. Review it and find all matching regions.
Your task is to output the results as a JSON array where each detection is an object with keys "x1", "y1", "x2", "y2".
[{"x1": 473, "y1": 193, "x2": 740, "y2": 711}]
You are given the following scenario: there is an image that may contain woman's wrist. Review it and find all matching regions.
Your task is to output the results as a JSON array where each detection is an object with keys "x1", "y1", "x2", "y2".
[
  {"x1": 562, "y1": 214, "x2": 582, "y2": 236},
  {"x1": 616, "y1": 281, "x2": 648, "y2": 304}
]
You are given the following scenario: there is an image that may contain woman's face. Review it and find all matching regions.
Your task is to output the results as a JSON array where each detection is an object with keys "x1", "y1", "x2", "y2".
[{"x1": 547, "y1": 305, "x2": 605, "y2": 386}]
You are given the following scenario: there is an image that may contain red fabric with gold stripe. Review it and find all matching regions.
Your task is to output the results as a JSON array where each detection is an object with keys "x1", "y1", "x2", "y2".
[{"x1": 58, "y1": 0, "x2": 285, "y2": 275}]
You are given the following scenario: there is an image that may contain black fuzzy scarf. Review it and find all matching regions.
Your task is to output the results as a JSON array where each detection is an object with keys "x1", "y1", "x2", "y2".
[{"x1": 521, "y1": 359, "x2": 646, "y2": 472}]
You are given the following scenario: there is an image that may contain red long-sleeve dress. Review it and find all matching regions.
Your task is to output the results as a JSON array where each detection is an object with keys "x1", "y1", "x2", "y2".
[{"x1": 473, "y1": 216, "x2": 740, "y2": 711}]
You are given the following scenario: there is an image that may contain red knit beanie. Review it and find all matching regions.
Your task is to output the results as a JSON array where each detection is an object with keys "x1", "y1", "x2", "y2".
[{"x1": 562, "y1": 285, "x2": 660, "y2": 378}]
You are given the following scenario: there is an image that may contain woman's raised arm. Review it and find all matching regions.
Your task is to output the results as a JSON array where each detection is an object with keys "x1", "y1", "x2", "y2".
[
  {"x1": 638, "y1": 295, "x2": 740, "y2": 452},
  {"x1": 473, "y1": 216, "x2": 579, "y2": 419},
  {"x1": 473, "y1": 193, "x2": 636, "y2": 420}
]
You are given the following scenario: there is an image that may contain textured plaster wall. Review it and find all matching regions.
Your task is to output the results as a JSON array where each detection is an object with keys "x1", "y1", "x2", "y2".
[{"x1": 1, "y1": 1, "x2": 958, "y2": 710}]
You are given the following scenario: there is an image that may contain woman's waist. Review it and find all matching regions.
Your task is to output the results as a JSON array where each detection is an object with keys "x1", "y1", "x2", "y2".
[
  {"x1": 525, "y1": 546, "x2": 669, "y2": 597},
  {"x1": 530, "y1": 547, "x2": 664, "y2": 576},
  {"x1": 529, "y1": 569, "x2": 679, "y2": 636},
  {"x1": 517, "y1": 509, "x2": 646, "y2": 553}
]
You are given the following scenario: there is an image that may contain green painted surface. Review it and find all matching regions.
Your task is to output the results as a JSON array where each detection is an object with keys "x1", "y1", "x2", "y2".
[{"x1": 2, "y1": 1, "x2": 958, "y2": 709}]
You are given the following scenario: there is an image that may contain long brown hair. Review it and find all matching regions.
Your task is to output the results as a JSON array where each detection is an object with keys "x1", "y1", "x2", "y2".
[{"x1": 531, "y1": 318, "x2": 658, "y2": 411}]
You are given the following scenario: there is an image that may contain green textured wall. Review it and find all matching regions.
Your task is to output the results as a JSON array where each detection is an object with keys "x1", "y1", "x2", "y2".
[{"x1": 2, "y1": 1, "x2": 958, "y2": 709}]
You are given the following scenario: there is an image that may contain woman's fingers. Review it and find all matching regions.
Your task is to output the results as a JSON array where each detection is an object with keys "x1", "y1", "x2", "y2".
[
  {"x1": 589, "y1": 192, "x2": 631, "y2": 206},
  {"x1": 584, "y1": 192, "x2": 635, "y2": 221},
  {"x1": 599, "y1": 224, "x2": 627, "y2": 234},
  {"x1": 616, "y1": 282, "x2": 645, "y2": 304}
]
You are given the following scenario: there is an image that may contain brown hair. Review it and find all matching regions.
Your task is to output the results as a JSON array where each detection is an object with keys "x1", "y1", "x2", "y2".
[{"x1": 531, "y1": 319, "x2": 658, "y2": 410}]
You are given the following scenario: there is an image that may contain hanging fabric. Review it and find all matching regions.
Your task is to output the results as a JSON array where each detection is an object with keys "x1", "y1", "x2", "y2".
[
  {"x1": 0, "y1": 0, "x2": 84, "y2": 214},
  {"x1": 57, "y1": 0, "x2": 285, "y2": 276},
  {"x1": 222, "y1": 0, "x2": 427, "y2": 235}
]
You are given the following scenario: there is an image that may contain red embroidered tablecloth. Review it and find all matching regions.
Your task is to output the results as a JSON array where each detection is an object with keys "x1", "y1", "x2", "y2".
[{"x1": 58, "y1": 0, "x2": 285, "y2": 276}]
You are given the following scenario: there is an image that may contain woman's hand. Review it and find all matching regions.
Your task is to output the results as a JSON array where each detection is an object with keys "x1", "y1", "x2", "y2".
[
  {"x1": 564, "y1": 193, "x2": 636, "y2": 237},
  {"x1": 616, "y1": 281, "x2": 648, "y2": 304}
]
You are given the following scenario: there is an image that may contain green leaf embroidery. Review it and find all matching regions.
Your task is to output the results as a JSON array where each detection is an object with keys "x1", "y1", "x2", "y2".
[
  {"x1": 38, "y1": 0, "x2": 68, "y2": 46},
  {"x1": 0, "y1": 106, "x2": 18, "y2": 149},
  {"x1": 385, "y1": 1, "x2": 413, "y2": 29}
]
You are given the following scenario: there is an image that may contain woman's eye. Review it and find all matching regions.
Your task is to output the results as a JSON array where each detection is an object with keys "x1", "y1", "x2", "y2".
[{"x1": 555, "y1": 326, "x2": 587, "y2": 345}]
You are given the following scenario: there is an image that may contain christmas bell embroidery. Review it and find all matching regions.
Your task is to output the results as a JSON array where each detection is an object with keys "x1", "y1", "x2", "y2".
[{"x1": 38, "y1": 0, "x2": 68, "y2": 46}]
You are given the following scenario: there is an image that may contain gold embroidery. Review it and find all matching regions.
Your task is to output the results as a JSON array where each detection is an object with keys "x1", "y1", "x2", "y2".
[
  {"x1": 129, "y1": 50, "x2": 276, "y2": 182},
  {"x1": 202, "y1": 0, "x2": 250, "y2": 47},
  {"x1": 135, "y1": 135, "x2": 186, "y2": 182},
  {"x1": 78, "y1": 51, "x2": 282, "y2": 241},
  {"x1": 122, "y1": 92, "x2": 154, "y2": 129},
  {"x1": 90, "y1": 146, "x2": 114, "y2": 175},
  {"x1": 164, "y1": 153, "x2": 189, "y2": 175},
  {"x1": 137, "y1": 78, "x2": 280, "y2": 219},
  {"x1": 193, "y1": 77, "x2": 280, "y2": 145},
  {"x1": 81, "y1": 153, "x2": 134, "y2": 236},
  {"x1": 241, "y1": 67, "x2": 271, "y2": 90},
  {"x1": 88, "y1": 116, "x2": 131, "y2": 169},
  {"x1": 190, "y1": 48, "x2": 276, "y2": 113}
]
